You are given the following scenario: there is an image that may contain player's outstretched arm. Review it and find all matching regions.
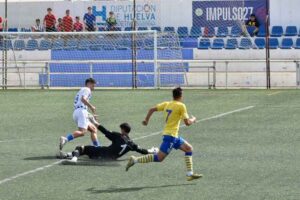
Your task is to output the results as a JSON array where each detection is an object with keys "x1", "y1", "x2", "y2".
[
  {"x1": 184, "y1": 116, "x2": 197, "y2": 126},
  {"x1": 81, "y1": 96, "x2": 96, "y2": 114},
  {"x1": 142, "y1": 107, "x2": 157, "y2": 126}
]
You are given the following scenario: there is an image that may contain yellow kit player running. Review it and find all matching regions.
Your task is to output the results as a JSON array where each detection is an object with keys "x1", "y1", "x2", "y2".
[{"x1": 126, "y1": 87, "x2": 202, "y2": 181}]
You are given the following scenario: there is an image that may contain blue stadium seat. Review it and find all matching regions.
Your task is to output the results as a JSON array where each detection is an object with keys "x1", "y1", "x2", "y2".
[
  {"x1": 295, "y1": 38, "x2": 300, "y2": 49},
  {"x1": 254, "y1": 38, "x2": 265, "y2": 49},
  {"x1": 246, "y1": 26, "x2": 256, "y2": 36},
  {"x1": 26, "y1": 39, "x2": 38, "y2": 50},
  {"x1": 190, "y1": 26, "x2": 201, "y2": 38},
  {"x1": 151, "y1": 27, "x2": 161, "y2": 32},
  {"x1": 203, "y1": 27, "x2": 215, "y2": 37},
  {"x1": 138, "y1": 27, "x2": 148, "y2": 31},
  {"x1": 39, "y1": 40, "x2": 52, "y2": 50},
  {"x1": 225, "y1": 38, "x2": 238, "y2": 49},
  {"x1": 198, "y1": 38, "x2": 211, "y2": 49},
  {"x1": 8, "y1": 28, "x2": 18, "y2": 32},
  {"x1": 98, "y1": 27, "x2": 106, "y2": 31},
  {"x1": 180, "y1": 38, "x2": 198, "y2": 48},
  {"x1": 0, "y1": 40, "x2": 13, "y2": 50},
  {"x1": 239, "y1": 38, "x2": 252, "y2": 49},
  {"x1": 13, "y1": 40, "x2": 25, "y2": 50},
  {"x1": 281, "y1": 38, "x2": 294, "y2": 49},
  {"x1": 231, "y1": 26, "x2": 242, "y2": 37},
  {"x1": 78, "y1": 39, "x2": 90, "y2": 50},
  {"x1": 285, "y1": 26, "x2": 297, "y2": 36},
  {"x1": 271, "y1": 26, "x2": 283, "y2": 37},
  {"x1": 124, "y1": 27, "x2": 132, "y2": 31},
  {"x1": 20, "y1": 28, "x2": 31, "y2": 32},
  {"x1": 216, "y1": 26, "x2": 228, "y2": 37},
  {"x1": 269, "y1": 38, "x2": 279, "y2": 49},
  {"x1": 257, "y1": 26, "x2": 266, "y2": 37},
  {"x1": 52, "y1": 39, "x2": 64, "y2": 50},
  {"x1": 65, "y1": 39, "x2": 78, "y2": 50},
  {"x1": 211, "y1": 39, "x2": 224, "y2": 49},
  {"x1": 177, "y1": 27, "x2": 189, "y2": 38},
  {"x1": 115, "y1": 27, "x2": 122, "y2": 31},
  {"x1": 164, "y1": 26, "x2": 175, "y2": 33}
]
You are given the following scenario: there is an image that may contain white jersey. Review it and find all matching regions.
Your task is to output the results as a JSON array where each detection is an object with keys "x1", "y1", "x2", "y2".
[{"x1": 74, "y1": 87, "x2": 92, "y2": 110}]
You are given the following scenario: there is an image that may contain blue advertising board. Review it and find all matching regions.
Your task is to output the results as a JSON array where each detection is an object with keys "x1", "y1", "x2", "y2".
[{"x1": 193, "y1": 0, "x2": 267, "y2": 27}]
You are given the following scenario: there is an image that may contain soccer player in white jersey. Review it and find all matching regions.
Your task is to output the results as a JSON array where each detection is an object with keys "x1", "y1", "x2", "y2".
[{"x1": 59, "y1": 78, "x2": 100, "y2": 150}]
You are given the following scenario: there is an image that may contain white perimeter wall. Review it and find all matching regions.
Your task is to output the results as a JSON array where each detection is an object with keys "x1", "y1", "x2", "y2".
[{"x1": 0, "y1": 0, "x2": 299, "y2": 29}]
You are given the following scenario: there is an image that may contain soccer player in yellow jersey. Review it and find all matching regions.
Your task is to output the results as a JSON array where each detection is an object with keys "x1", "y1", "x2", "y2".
[{"x1": 126, "y1": 87, "x2": 202, "y2": 181}]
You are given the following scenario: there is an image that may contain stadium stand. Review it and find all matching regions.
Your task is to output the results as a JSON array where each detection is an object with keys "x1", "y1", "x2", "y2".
[
  {"x1": 39, "y1": 40, "x2": 52, "y2": 50},
  {"x1": 177, "y1": 27, "x2": 189, "y2": 38},
  {"x1": 231, "y1": 26, "x2": 243, "y2": 37},
  {"x1": 216, "y1": 26, "x2": 228, "y2": 37},
  {"x1": 285, "y1": 26, "x2": 298, "y2": 36},
  {"x1": 281, "y1": 38, "x2": 294, "y2": 49},
  {"x1": 151, "y1": 26, "x2": 161, "y2": 32},
  {"x1": 269, "y1": 38, "x2": 279, "y2": 49},
  {"x1": 190, "y1": 26, "x2": 202, "y2": 38},
  {"x1": 164, "y1": 26, "x2": 175, "y2": 33},
  {"x1": 296, "y1": 38, "x2": 300, "y2": 49},
  {"x1": 254, "y1": 38, "x2": 266, "y2": 49},
  {"x1": 25, "y1": 39, "x2": 39, "y2": 50},
  {"x1": 211, "y1": 38, "x2": 224, "y2": 49},
  {"x1": 239, "y1": 38, "x2": 253, "y2": 49},
  {"x1": 13, "y1": 40, "x2": 25, "y2": 50},
  {"x1": 198, "y1": 38, "x2": 211, "y2": 49},
  {"x1": 271, "y1": 26, "x2": 284, "y2": 37},
  {"x1": 225, "y1": 38, "x2": 238, "y2": 49},
  {"x1": 203, "y1": 27, "x2": 215, "y2": 37}
]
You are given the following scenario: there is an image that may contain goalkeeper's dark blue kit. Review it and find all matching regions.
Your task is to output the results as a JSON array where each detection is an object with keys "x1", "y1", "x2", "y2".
[{"x1": 73, "y1": 125, "x2": 149, "y2": 159}]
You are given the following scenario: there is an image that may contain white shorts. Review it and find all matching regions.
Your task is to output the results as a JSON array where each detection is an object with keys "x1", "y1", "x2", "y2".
[{"x1": 73, "y1": 108, "x2": 90, "y2": 130}]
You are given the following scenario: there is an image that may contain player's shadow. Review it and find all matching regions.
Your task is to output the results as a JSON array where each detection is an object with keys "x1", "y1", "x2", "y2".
[
  {"x1": 61, "y1": 159, "x2": 122, "y2": 167},
  {"x1": 86, "y1": 183, "x2": 196, "y2": 194},
  {"x1": 24, "y1": 156, "x2": 58, "y2": 160}
]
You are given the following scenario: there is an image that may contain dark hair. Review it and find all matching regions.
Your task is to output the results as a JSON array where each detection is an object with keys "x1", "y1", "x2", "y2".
[
  {"x1": 75, "y1": 16, "x2": 80, "y2": 20},
  {"x1": 47, "y1": 8, "x2": 52, "y2": 11},
  {"x1": 85, "y1": 78, "x2": 96, "y2": 85},
  {"x1": 250, "y1": 13, "x2": 256, "y2": 17},
  {"x1": 173, "y1": 87, "x2": 182, "y2": 99},
  {"x1": 36, "y1": 19, "x2": 40, "y2": 22},
  {"x1": 88, "y1": 7, "x2": 92, "y2": 10},
  {"x1": 109, "y1": 11, "x2": 114, "y2": 15},
  {"x1": 66, "y1": 9, "x2": 70, "y2": 13},
  {"x1": 120, "y1": 123, "x2": 131, "y2": 134}
]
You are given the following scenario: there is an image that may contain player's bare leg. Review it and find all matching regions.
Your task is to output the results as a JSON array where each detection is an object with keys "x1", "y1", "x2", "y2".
[
  {"x1": 179, "y1": 141, "x2": 203, "y2": 181},
  {"x1": 60, "y1": 128, "x2": 87, "y2": 150},
  {"x1": 126, "y1": 150, "x2": 167, "y2": 171},
  {"x1": 88, "y1": 123, "x2": 100, "y2": 146}
]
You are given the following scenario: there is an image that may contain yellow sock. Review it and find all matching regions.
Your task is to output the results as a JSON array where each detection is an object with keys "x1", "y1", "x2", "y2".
[
  {"x1": 137, "y1": 154, "x2": 154, "y2": 163},
  {"x1": 185, "y1": 156, "x2": 193, "y2": 175}
]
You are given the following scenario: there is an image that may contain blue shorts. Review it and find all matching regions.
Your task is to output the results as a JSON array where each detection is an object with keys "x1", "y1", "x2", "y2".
[{"x1": 159, "y1": 135, "x2": 185, "y2": 154}]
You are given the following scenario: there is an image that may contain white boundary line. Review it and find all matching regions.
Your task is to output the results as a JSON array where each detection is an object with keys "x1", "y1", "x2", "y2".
[
  {"x1": 0, "y1": 105, "x2": 254, "y2": 186},
  {"x1": 267, "y1": 91, "x2": 282, "y2": 96}
]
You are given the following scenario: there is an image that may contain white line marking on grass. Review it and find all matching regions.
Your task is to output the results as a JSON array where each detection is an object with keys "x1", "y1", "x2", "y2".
[
  {"x1": 0, "y1": 139, "x2": 42, "y2": 143},
  {"x1": 267, "y1": 91, "x2": 282, "y2": 96},
  {"x1": 0, "y1": 105, "x2": 254, "y2": 185},
  {"x1": 134, "y1": 105, "x2": 255, "y2": 141},
  {"x1": 0, "y1": 160, "x2": 63, "y2": 185}
]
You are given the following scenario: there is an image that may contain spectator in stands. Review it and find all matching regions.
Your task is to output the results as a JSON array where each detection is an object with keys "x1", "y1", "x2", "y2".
[
  {"x1": 31, "y1": 19, "x2": 44, "y2": 32},
  {"x1": 106, "y1": 11, "x2": 117, "y2": 31},
  {"x1": 44, "y1": 8, "x2": 56, "y2": 32},
  {"x1": 63, "y1": 9, "x2": 73, "y2": 32},
  {"x1": 83, "y1": 7, "x2": 96, "y2": 31},
  {"x1": 0, "y1": 16, "x2": 3, "y2": 32},
  {"x1": 245, "y1": 13, "x2": 260, "y2": 36},
  {"x1": 57, "y1": 18, "x2": 64, "y2": 32},
  {"x1": 73, "y1": 16, "x2": 83, "y2": 32}
]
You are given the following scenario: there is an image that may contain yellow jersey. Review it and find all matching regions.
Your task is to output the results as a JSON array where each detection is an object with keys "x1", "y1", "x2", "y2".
[{"x1": 156, "y1": 101, "x2": 189, "y2": 138}]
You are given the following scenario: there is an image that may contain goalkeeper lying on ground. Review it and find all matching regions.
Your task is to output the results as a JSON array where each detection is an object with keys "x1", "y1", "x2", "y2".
[{"x1": 59, "y1": 117, "x2": 158, "y2": 163}]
